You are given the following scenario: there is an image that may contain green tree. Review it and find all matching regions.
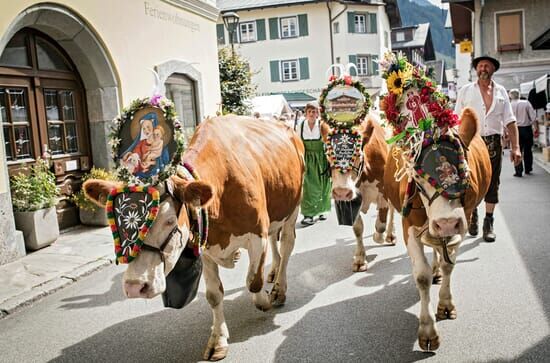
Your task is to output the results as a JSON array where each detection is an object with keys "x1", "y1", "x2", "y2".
[{"x1": 218, "y1": 48, "x2": 256, "y2": 115}]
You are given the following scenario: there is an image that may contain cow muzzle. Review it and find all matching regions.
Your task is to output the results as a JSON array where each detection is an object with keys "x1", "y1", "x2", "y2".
[
  {"x1": 331, "y1": 172, "x2": 357, "y2": 201},
  {"x1": 431, "y1": 217, "x2": 464, "y2": 238}
]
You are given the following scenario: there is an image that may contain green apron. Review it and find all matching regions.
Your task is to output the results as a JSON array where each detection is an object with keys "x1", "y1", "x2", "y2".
[{"x1": 300, "y1": 121, "x2": 332, "y2": 216}]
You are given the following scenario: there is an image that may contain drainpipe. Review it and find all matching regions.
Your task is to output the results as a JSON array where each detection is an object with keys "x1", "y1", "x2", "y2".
[{"x1": 327, "y1": 1, "x2": 348, "y2": 67}]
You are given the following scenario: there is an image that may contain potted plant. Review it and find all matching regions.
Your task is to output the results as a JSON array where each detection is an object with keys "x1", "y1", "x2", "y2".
[
  {"x1": 71, "y1": 167, "x2": 117, "y2": 226},
  {"x1": 10, "y1": 158, "x2": 60, "y2": 250}
]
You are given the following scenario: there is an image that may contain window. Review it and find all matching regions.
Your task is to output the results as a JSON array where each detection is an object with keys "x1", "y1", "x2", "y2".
[
  {"x1": 280, "y1": 17, "x2": 298, "y2": 38},
  {"x1": 384, "y1": 31, "x2": 389, "y2": 47},
  {"x1": 281, "y1": 60, "x2": 298, "y2": 81},
  {"x1": 354, "y1": 14, "x2": 366, "y2": 33},
  {"x1": 1, "y1": 88, "x2": 33, "y2": 160},
  {"x1": 496, "y1": 11, "x2": 523, "y2": 51},
  {"x1": 239, "y1": 22, "x2": 256, "y2": 43},
  {"x1": 44, "y1": 89, "x2": 79, "y2": 155},
  {"x1": 396, "y1": 31, "x2": 405, "y2": 42},
  {"x1": 357, "y1": 56, "x2": 369, "y2": 76},
  {"x1": 336, "y1": 56, "x2": 341, "y2": 64},
  {"x1": 333, "y1": 22, "x2": 340, "y2": 34},
  {"x1": 165, "y1": 73, "x2": 198, "y2": 136}
]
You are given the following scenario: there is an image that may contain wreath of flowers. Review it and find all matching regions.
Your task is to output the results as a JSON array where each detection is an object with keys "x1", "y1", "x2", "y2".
[
  {"x1": 379, "y1": 51, "x2": 459, "y2": 146},
  {"x1": 108, "y1": 95, "x2": 186, "y2": 186},
  {"x1": 106, "y1": 185, "x2": 160, "y2": 264},
  {"x1": 319, "y1": 76, "x2": 372, "y2": 129},
  {"x1": 324, "y1": 127, "x2": 363, "y2": 174}
]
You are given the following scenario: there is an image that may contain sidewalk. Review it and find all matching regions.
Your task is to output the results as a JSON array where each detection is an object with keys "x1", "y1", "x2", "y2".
[
  {"x1": 1, "y1": 149, "x2": 548, "y2": 320},
  {"x1": 0, "y1": 225, "x2": 113, "y2": 318}
]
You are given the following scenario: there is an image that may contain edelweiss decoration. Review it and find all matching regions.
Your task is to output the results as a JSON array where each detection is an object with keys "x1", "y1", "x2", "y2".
[
  {"x1": 106, "y1": 185, "x2": 160, "y2": 264},
  {"x1": 379, "y1": 52, "x2": 469, "y2": 216},
  {"x1": 109, "y1": 94, "x2": 186, "y2": 186},
  {"x1": 321, "y1": 63, "x2": 370, "y2": 174}
]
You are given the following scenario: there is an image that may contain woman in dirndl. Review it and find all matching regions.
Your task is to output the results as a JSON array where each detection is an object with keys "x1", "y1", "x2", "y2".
[{"x1": 298, "y1": 101, "x2": 332, "y2": 226}]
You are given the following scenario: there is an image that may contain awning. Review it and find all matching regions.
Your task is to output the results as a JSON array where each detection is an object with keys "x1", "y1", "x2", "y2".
[
  {"x1": 278, "y1": 92, "x2": 316, "y2": 109},
  {"x1": 250, "y1": 95, "x2": 292, "y2": 118},
  {"x1": 535, "y1": 74, "x2": 548, "y2": 94},
  {"x1": 520, "y1": 81, "x2": 534, "y2": 96}
]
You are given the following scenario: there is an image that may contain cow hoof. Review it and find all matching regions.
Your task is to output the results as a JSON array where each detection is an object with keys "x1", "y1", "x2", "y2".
[
  {"x1": 267, "y1": 269, "x2": 277, "y2": 283},
  {"x1": 432, "y1": 273, "x2": 442, "y2": 285},
  {"x1": 385, "y1": 234, "x2": 397, "y2": 245},
  {"x1": 204, "y1": 345, "x2": 229, "y2": 361},
  {"x1": 270, "y1": 284, "x2": 286, "y2": 306},
  {"x1": 352, "y1": 262, "x2": 367, "y2": 272},
  {"x1": 418, "y1": 334, "x2": 440, "y2": 351},
  {"x1": 373, "y1": 232, "x2": 385, "y2": 244},
  {"x1": 232, "y1": 250, "x2": 241, "y2": 263},
  {"x1": 436, "y1": 304, "x2": 457, "y2": 320}
]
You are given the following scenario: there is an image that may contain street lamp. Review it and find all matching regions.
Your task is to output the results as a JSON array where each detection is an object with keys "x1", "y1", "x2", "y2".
[{"x1": 222, "y1": 11, "x2": 240, "y2": 56}]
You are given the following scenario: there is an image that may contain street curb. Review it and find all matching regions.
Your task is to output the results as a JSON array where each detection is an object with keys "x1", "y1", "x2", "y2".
[
  {"x1": 0, "y1": 257, "x2": 112, "y2": 319},
  {"x1": 533, "y1": 154, "x2": 550, "y2": 174}
]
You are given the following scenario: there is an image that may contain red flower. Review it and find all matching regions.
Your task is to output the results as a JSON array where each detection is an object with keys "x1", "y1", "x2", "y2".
[
  {"x1": 344, "y1": 75, "x2": 352, "y2": 85},
  {"x1": 329, "y1": 74, "x2": 337, "y2": 81},
  {"x1": 426, "y1": 81, "x2": 433, "y2": 87}
]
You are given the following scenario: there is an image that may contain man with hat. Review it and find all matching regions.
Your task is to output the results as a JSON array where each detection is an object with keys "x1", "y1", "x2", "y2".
[{"x1": 455, "y1": 55, "x2": 521, "y2": 242}]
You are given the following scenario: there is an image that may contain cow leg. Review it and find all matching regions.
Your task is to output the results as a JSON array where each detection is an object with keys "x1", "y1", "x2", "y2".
[
  {"x1": 246, "y1": 234, "x2": 272, "y2": 311},
  {"x1": 436, "y1": 247, "x2": 457, "y2": 320},
  {"x1": 432, "y1": 249, "x2": 442, "y2": 285},
  {"x1": 271, "y1": 206, "x2": 299, "y2": 305},
  {"x1": 267, "y1": 230, "x2": 281, "y2": 283},
  {"x1": 352, "y1": 213, "x2": 367, "y2": 272},
  {"x1": 385, "y1": 204, "x2": 397, "y2": 244},
  {"x1": 202, "y1": 254, "x2": 229, "y2": 361},
  {"x1": 406, "y1": 226, "x2": 440, "y2": 351}
]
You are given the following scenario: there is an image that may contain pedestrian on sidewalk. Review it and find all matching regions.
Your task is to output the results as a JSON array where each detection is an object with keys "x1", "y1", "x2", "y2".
[
  {"x1": 296, "y1": 101, "x2": 331, "y2": 226},
  {"x1": 455, "y1": 55, "x2": 521, "y2": 242},
  {"x1": 509, "y1": 89, "x2": 537, "y2": 176}
]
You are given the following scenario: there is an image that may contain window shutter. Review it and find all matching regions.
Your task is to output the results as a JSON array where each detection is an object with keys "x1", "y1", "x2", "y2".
[
  {"x1": 369, "y1": 13, "x2": 377, "y2": 33},
  {"x1": 298, "y1": 14, "x2": 309, "y2": 36},
  {"x1": 270, "y1": 60, "x2": 280, "y2": 82},
  {"x1": 256, "y1": 19, "x2": 266, "y2": 41},
  {"x1": 216, "y1": 24, "x2": 225, "y2": 45},
  {"x1": 348, "y1": 55, "x2": 357, "y2": 76},
  {"x1": 348, "y1": 12, "x2": 355, "y2": 33},
  {"x1": 269, "y1": 18, "x2": 279, "y2": 39},
  {"x1": 299, "y1": 58, "x2": 309, "y2": 80},
  {"x1": 371, "y1": 55, "x2": 379, "y2": 75}
]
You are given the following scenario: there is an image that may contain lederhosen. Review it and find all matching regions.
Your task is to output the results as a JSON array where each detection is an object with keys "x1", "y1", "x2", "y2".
[
  {"x1": 481, "y1": 134, "x2": 501, "y2": 204},
  {"x1": 300, "y1": 120, "x2": 332, "y2": 216}
]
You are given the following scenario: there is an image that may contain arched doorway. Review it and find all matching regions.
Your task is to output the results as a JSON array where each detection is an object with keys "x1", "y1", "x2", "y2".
[{"x1": 0, "y1": 28, "x2": 90, "y2": 229}]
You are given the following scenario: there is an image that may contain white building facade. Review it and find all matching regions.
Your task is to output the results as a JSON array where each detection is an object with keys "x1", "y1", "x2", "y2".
[{"x1": 217, "y1": 0, "x2": 401, "y2": 107}]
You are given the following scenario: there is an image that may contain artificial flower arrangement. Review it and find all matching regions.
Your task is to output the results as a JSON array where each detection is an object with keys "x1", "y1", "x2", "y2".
[{"x1": 379, "y1": 51, "x2": 459, "y2": 146}]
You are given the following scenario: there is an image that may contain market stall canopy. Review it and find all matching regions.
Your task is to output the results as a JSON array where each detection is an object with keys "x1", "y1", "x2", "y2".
[
  {"x1": 250, "y1": 95, "x2": 292, "y2": 118},
  {"x1": 280, "y1": 92, "x2": 316, "y2": 109}
]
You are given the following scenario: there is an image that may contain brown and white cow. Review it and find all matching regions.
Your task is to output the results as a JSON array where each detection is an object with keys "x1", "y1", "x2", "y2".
[
  {"x1": 383, "y1": 107, "x2": 491, "y2": 350},
  {"x1": 321, "y1": 115, "x2": 396, "y2": 272},
  {"x1": 84, "y1": 115, "x2": 304, "y2": 361}
]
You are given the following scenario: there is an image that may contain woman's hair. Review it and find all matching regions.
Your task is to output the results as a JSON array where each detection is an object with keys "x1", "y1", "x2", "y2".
[{"x1": 304, "y1": 101, "x2": 319, "y2": 113}]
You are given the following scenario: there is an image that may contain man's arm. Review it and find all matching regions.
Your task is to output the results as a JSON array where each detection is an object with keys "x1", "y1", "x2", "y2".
[{"x1": 503, "y1": 91, "x2": 521, "y2": 165}]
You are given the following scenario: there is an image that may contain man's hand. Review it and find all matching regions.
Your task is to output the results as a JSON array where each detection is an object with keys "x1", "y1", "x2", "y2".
[{"x1": 510, "y1": 147, "x2": 522, "y2": 165}]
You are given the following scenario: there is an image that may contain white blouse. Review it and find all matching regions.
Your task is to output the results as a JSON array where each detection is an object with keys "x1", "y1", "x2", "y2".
[{"x1": 297, "y1": 118, "x2": 321, "y2": 140}]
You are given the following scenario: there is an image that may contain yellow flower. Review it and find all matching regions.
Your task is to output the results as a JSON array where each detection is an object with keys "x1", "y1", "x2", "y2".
[{"x1": 387, "y1": 70, "x2": 406, "y2": 96}]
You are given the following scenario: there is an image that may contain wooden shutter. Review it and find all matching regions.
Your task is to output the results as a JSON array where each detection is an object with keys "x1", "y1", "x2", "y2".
[
  {"x1": 299, "y1": 58, "x2": 309, "y2": 80},
  {"x1": 369, "y1": 13, "x2": 377, "y2": 33},
  {"x1": 270, "y1": 60, "x2": 280, "y2": 82},
  {"x1": 256, "y1": 19, "x2": 266, "y2": 41},
  {"x1": 497, "y1": 12, "x2": 523, "y2": 51},
  {"x1": 348, "y1": 12, "x2": 355, "y2": 33},
  {"x1": 216, "y1": 24, "x2": 225, "y2": 45},
  {"x1": 298, "y1": 14, "x2": 309, "y2": 36},
  {"x1": 269, "y1": 18, "x2": 279, "y2": 39},
  {"x1": 348, "y1": 55, "x2": 357, "y2": 75}
]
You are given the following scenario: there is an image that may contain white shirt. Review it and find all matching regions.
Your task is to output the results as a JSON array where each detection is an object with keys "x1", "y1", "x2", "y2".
[
  {"x1": 455, "y1": 80, "x2": 516, "y2": 136},
  {"x1": 511, "y1": 99, "x2": 536, "y2": 127},
  {"x1": 297, "y1": 118, "x2": 321, "y2": 140}
]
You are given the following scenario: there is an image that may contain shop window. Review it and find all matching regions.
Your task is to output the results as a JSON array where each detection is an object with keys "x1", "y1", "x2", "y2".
[
  {"x1": 165, "y1": 73, "x2": 198, "y2": 136},
  {"x1": 496, "y1": 11, "x2": 523, "y2": 52},
  {"x1": 0, "y1": 32, "x2": 30, "y2": 68}
]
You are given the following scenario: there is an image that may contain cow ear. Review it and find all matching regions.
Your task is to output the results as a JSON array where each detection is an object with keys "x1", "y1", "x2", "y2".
[
  {"x1": 183, "y1": 181, "x2": 213, "y2": 207},
  {"x1": 458, "y1": 107, "x2": 479, "y2": 147},
  {"x1": 82, "y1": 180, "x2": 120, "y2": 208}
]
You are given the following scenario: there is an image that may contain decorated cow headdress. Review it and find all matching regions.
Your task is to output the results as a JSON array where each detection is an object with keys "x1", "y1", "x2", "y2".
[
  {"x1": 379, "y1": 52, "x2": 469, "y2": 216},
  {"x1": 105, "y1": 71, "x2": 206, "y2": 264}
]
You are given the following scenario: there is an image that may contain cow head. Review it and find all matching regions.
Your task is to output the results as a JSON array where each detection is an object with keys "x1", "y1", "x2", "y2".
[{"x1": 83, "y1": 175, "x2": 212, "y2": 298}]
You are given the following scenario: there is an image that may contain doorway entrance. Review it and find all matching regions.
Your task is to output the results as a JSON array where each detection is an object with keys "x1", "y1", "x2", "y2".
[{"x1": 0, "y1": 28, "x2": 91, "y2": 229}]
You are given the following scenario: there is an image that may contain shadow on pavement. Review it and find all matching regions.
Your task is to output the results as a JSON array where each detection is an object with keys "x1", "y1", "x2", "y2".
[{"x1": 58, "y1": 272, "x2": 126, "y2": 310}]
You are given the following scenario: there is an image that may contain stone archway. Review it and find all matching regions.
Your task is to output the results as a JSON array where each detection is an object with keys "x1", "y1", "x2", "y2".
[{"x1": 0, "y1": 3, "x2": 121, "y2": 169}]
